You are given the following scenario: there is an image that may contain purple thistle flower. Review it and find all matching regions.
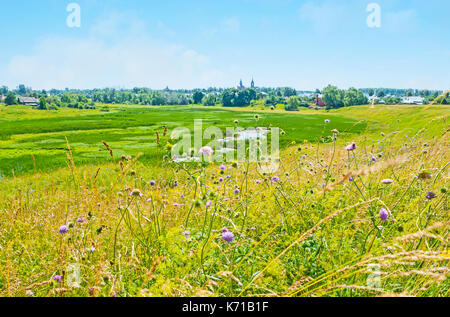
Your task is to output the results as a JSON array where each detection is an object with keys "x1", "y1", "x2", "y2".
[
  {"x1": 345, "y1": 143, "x2": 357, "y2": 151},
  {"x1": 149, "y1": 180, "x2": 156, "y2": 186},
  {"x1": 371, "y1": 156, "x2": 377, "y2": 163},
  {"x1": 222, "y1": 231, "x2": 235, "y2": 243},
  {"x1": 381, "y1": 179, "x2": 393, "y2": 184},
  {"x1": 173, "y1": 182, "x2": 178, "y2": 188},
  {"x1": 182, "y1": 231, "x2": 190, "y2": 238},
  {"x1": 255, "y1": 180, "x2": 261, "y2": 185},
  {"x1": 271, "y1": 177, "x2": 280, "y2": 183},
  {"x1": 59, "y1": 225, "x2": 68, "y2": 235},
  {"x1": 206, "y1": 201, "x2": 212, "y2": 208},
  {"x1": 53, "y1": 275, "x2": 63, "y2": 283},
  {"x1": 221, "y1": 227, "x2": 229, "y2": 233},
  {"x1": 219, "y1": 164, "x2": 227, "y2": 170},
  {"x1": 425, "y1": 191, "x2": 436, "y2": 199},
  {"x1": 226, "y1": 175, "x2": 231, "y2": 179},
  {"x1": 234, "y1": 189, "x2": 240, "y2": 195},
  {"x1": 324, "y1": 119, "x2": 330, "y2": 124},
  {"x1": 380, "y1": 208, "x2": 389, "y2": 221},
  {"x1": 146, "y1": 198, "x2": 152, "y2": 203},
  {"x1": 199, "y1": 146, "x2": 214, "y2": 155},
  {"x1": 349, "y1": 177, "x2": 354, "y2": 182},
  {"x1": 219, "y1": 177, "x2": 224, "y2": 182},
  {"x1": 76, "y1": 217, "x2": 85, "y2": 224}
]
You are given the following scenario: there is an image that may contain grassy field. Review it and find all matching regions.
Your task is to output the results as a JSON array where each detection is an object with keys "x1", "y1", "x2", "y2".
[
  {"x1": 0, "y1": 104, "x2": 448, "y2": 297},
  {"x1": 0, "y1": 104, "x2": 366, "y2": 177}
]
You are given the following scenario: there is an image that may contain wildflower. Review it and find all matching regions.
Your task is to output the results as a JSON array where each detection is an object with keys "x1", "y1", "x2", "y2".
[
  {"x1": 331, "y1": 129, "x2": 339, "y2": 134},
  {"x1": 271, "y1": 177, "x2": 280, "y2": 183},
  {"x1": 226, "y1": 175, "x2": 231, "y2": 179},
  {"x1": 59, "y1": 225, "x2": 68, "y2": 235},
  {"x1": 219, "y1": 164, "x2": 227, "y2": 170},
  {"x1": 219, "y1": 177, "x2": 224, "y2": 182},
  {"x1": 221, "y1": 227, "x2": 229, "y2": 233},
  {"x1": 345, "y1": 143, "x2": 357, "y2": 151},
  {"x1": 425, "y1": 192, "x2": 436, "y2": 200},
  {"x1": 324, "y1": 119, "x2": 330, "y2": 124},
  {"x1": 146, "y1": 198, "x2": 152, "y2": 203},
  {"x1": 349, "y1": 177, "x2": 354, "y2": 182},
  {"x1": 173, "y1": 181, "x2": 178, "y2": 188},
  {"x1": 371, "y1": 156, "x2": 377, "y2": 163},
  {"x1": 182, "y1": 231, "x2": 190, "y2": 238},
  {"x1": 423, "y1": 149, "x2": 428, "y2": 154},
  {"x1": 53, "y1": 275, "x2": 63, "y2": 283},
  {"x1": 130, "y1": 189, "x2": 143, "y2": 197},
  {"x1": 417, "y1": 172, "x2": 432, "y2": 180},
  {"x1": 199, "y1": 146, "x2": 214, "y2": 155},
  {"x1": 222, "y1": 231, "x2": 235, "y2": 243},
  {"x1": 234, "y1": 120, "x2": 239, "y2": 125},
  {"x1": 255, "y1": 180, "x2": 261, "y2": 185},
  {"x1": 381, "y1": 179, "x2": 393, "y2": 184},
  {"x1": 173, "y1": 203, "x2": 184, "y2": 207},
  {"x1": 206, "y1": 201, "x2": 212, "y2": 208},
  {"x1": 149, "y1": 180, "x2": 156, "y2": 186},
  {"x1": 381, "y1": 132, "x2": 385, "y2": 137},
  {"x1": 380, "y1": 208, "x2": 389, "y2": 221},
  {"x1": 234, "y1": 189, "x2": 240, "y2": 195},
  {"x1": 76, "y1": 217, "x2": 85, "y2": 224}
]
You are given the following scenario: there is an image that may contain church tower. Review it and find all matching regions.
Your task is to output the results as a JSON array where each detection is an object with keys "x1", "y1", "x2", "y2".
[
  {"x1": 251, "y1": 78, "x2": 255, "y2": 89},
  {"x1": 237, "y1": 79, "x2": 245, "y2": 90}
]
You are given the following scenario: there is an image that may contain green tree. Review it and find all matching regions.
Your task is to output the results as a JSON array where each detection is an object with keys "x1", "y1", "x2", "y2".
[
  {"x1": 38, "y1": 97, "x2": 48, "y2": 110},
  {"x1": 285, "y1": 96, "x2": 301, "y2": 111},
  {"x1": 5, "y1": 91, "x2": 17, "y2": 105},
  {"x1": 322, "y1": 85, "x2": 344, "y2": 108},
  {"x1": 193, "y1": 90, "x2": 204, "y2": 104},
  {"x1": 202, "y1": 94, "x2": 216, "y2": 106}
]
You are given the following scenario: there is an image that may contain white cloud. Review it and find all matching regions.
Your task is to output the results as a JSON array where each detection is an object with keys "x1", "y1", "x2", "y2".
[
  {"x1": 1, "y1": 12, "x2": 229, "y2": 90},
  {"x1": 298, "y1": 1, "x2": 345, "y2": 34},
  {"x1": 221, "y1": 17, "x2": 240, "y2": 33},
  {"x1": 385, "y1": 9, "x2": 417, "y2": 32}
]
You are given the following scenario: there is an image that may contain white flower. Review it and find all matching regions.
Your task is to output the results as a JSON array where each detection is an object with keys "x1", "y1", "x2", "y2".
[{"x1": 199, "y1": 146, "x2": 214, "y2": 155}]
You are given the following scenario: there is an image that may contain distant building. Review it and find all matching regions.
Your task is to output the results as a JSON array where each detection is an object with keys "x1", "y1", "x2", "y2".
[
  {"x1": 315, "y1": 94, "x2": 326, "y2": 107},
  {"x1": 251, "y1": 78, "x2": 255, "y2": 89},
  {"x1": 401, "y1": 96, "x2": 424, "y2": 105},
  {"x1": 237, "y1": 79, "x2": 245, "y2": 90},
  {"x1": 18, "y1": 96, "x2": 40, "y2": 106}
]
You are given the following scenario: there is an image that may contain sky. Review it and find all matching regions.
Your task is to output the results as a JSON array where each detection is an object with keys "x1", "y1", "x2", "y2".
[{"x1": 0, "y1": 0, "x2": 449, "y2": 91}]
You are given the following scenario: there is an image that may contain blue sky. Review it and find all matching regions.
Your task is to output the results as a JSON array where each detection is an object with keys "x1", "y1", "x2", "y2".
[{"x1": 1, "y1": 0, "x2": 449, "y2": 90}]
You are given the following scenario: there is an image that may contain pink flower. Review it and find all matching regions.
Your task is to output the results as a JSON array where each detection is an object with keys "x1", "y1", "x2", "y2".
[
  {"x1": 199, "y1": 146, "x2": 214, "y2": 155},
  {"x1": 345, "y1": 143, "x2": 357, "y2": 151}
]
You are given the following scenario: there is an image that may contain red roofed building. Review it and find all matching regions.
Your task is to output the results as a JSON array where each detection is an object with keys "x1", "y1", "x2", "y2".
[{"x1": 315, "y1": 94, "x2": 326, "y2": 107}]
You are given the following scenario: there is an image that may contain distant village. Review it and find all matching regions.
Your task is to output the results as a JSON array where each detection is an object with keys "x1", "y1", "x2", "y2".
[{"x1": 0, "y1": 80, "x2": 447, "y2": 110}]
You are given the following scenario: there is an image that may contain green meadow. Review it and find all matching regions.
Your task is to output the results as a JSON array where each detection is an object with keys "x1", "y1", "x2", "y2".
[
  {"x1": 0, "y1": 104, "x2": 367, "y2": 177},
  {"x1": 0, "y1": 103, "x2": 448, "y2": 297}
]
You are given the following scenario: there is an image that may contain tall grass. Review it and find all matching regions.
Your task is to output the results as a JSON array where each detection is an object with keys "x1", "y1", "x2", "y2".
[{"x1": 0, "y1": 105, "x2": 448, "y2": 297}]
